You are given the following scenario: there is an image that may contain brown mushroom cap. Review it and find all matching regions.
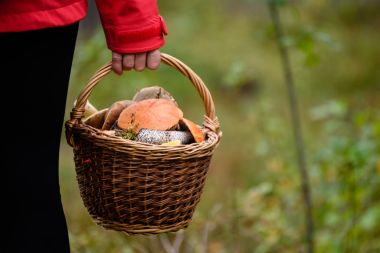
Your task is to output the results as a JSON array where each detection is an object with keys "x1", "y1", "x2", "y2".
[
  {"x1": 132, "y1": 86, "x2": 177, "y2": 105},
  {"x1": 84, "y1": 108, "x2": 108, "y2": 129},
  {"x1": 117, "y1": 98, "x2": 183, "y2": 133},
  {"x1": 102, "y1": 100, "x2": 134, "y2": 130},
  {"x1": 179, "y1": 118, "x2": 205, "y2": 143}
]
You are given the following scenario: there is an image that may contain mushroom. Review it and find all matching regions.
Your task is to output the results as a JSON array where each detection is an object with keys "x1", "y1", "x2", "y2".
[
  {"x1": 132, "y1": 86, "x2": 177, "y2": 105},
  {"x1": 135, "y1": 129, "x2": 193, "y2": 145},
  {"x1": 74, "y1": 99, "x2": 98, "y2": 119},
  {"x1": 102, "y1": 100, "x2": 134, "y2": 130},
  {"x1": 84, "y1": 108, "x2": 108, "y2": 129},
  {"x1": 117, "y1": 98, "x2": 183, "y2": 133},
  {"x1": 179, "y1": 118, "x2": 205, "y2": 143}
]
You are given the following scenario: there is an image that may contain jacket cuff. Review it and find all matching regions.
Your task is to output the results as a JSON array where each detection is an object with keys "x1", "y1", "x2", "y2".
[{"x1": 103, "y1": 16, "x2": 168, "y2": 54}]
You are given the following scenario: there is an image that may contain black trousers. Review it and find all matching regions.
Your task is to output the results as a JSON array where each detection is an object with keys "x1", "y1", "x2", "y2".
[{"x1": 2, "y1": 23, "x2": 79, "y2": 253}]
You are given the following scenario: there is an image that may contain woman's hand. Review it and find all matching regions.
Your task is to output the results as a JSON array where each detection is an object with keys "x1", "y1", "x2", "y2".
[{"x1": 111, "y1": 49, "x2": 161, "y2": 75}]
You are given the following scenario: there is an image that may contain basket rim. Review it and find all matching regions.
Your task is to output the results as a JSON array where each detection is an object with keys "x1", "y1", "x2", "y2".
[{"x1": 71, "y1": 123, "x2": 220, "y2": 155}]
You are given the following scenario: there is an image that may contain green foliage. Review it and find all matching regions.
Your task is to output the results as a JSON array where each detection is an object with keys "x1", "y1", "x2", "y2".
[
  {"x1": 60, "y1": 0, "x2": 380, "y2": 252},
  {"x1": 310, "y1": 100, "x2": 380, "y2": 252},
  {"x1": 268, "y1": 0, "x2": 288, "y2": 7},
  {"x1": 115, "y1": 128, "x2": 138, "y2": 140}
]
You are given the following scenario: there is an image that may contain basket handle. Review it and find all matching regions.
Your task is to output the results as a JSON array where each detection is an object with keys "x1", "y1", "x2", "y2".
[{"x1": 65, "y1": 53, "x2": 220, "y2": 146}]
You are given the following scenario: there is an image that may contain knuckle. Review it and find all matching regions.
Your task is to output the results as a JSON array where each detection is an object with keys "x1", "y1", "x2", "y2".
[{"x1": 112, "y1": 55, "x2": 122, "y2": 61}]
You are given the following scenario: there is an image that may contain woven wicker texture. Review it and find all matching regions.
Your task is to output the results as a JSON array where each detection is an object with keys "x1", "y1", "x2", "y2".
[{"x1": 65, "y1": 53, "x2": 221, "y2": 234}]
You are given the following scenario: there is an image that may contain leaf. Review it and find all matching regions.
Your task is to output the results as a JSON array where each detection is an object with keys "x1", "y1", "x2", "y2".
[
  {"x1": 359, "y1": 205, "x2": 380, "y2": 231},
  {"x1": 115, "y1": 128, "x2": 137, "y2": 140},
  {"x1": 179, "y1": 118, "x2": 205, "y2": 143},
  {"x1": 117, "y1": 99, "x2": 183, "y2": 132}
]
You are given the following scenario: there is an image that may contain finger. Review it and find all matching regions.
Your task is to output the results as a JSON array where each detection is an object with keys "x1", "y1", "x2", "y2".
[
  {"x1": 112, "y1": 52, "x2": 123, "y2": 75},
  {"x1": 134, "y1": 53, "x2": 147, "y2": 72},
  {"x1": 147, "y1": 50, "x2": 161, "y2": 70},
  {"x1": 123, "y1": 54, "x2": 135, "y2": 70}
]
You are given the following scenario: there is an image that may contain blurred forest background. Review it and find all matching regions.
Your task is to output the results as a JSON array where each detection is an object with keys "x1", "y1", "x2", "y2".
[{"x1": 60, "y1": 0, "x2": 380, "y2": 252}]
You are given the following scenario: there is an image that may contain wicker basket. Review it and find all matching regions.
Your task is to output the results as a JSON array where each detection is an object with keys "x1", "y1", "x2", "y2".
[{"x1": 65, "y1": 53, "x2": 221, "y2": 235}]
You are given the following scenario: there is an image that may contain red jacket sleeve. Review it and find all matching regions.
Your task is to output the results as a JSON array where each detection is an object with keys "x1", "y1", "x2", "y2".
[{"x1": 95, "y1": 0, "x2": 168, "y2": 53}]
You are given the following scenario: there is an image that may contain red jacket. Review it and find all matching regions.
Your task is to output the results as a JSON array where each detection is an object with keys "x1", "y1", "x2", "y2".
[{"x1": 0, "y1": 0, "x2": 168, "y2": 53}]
